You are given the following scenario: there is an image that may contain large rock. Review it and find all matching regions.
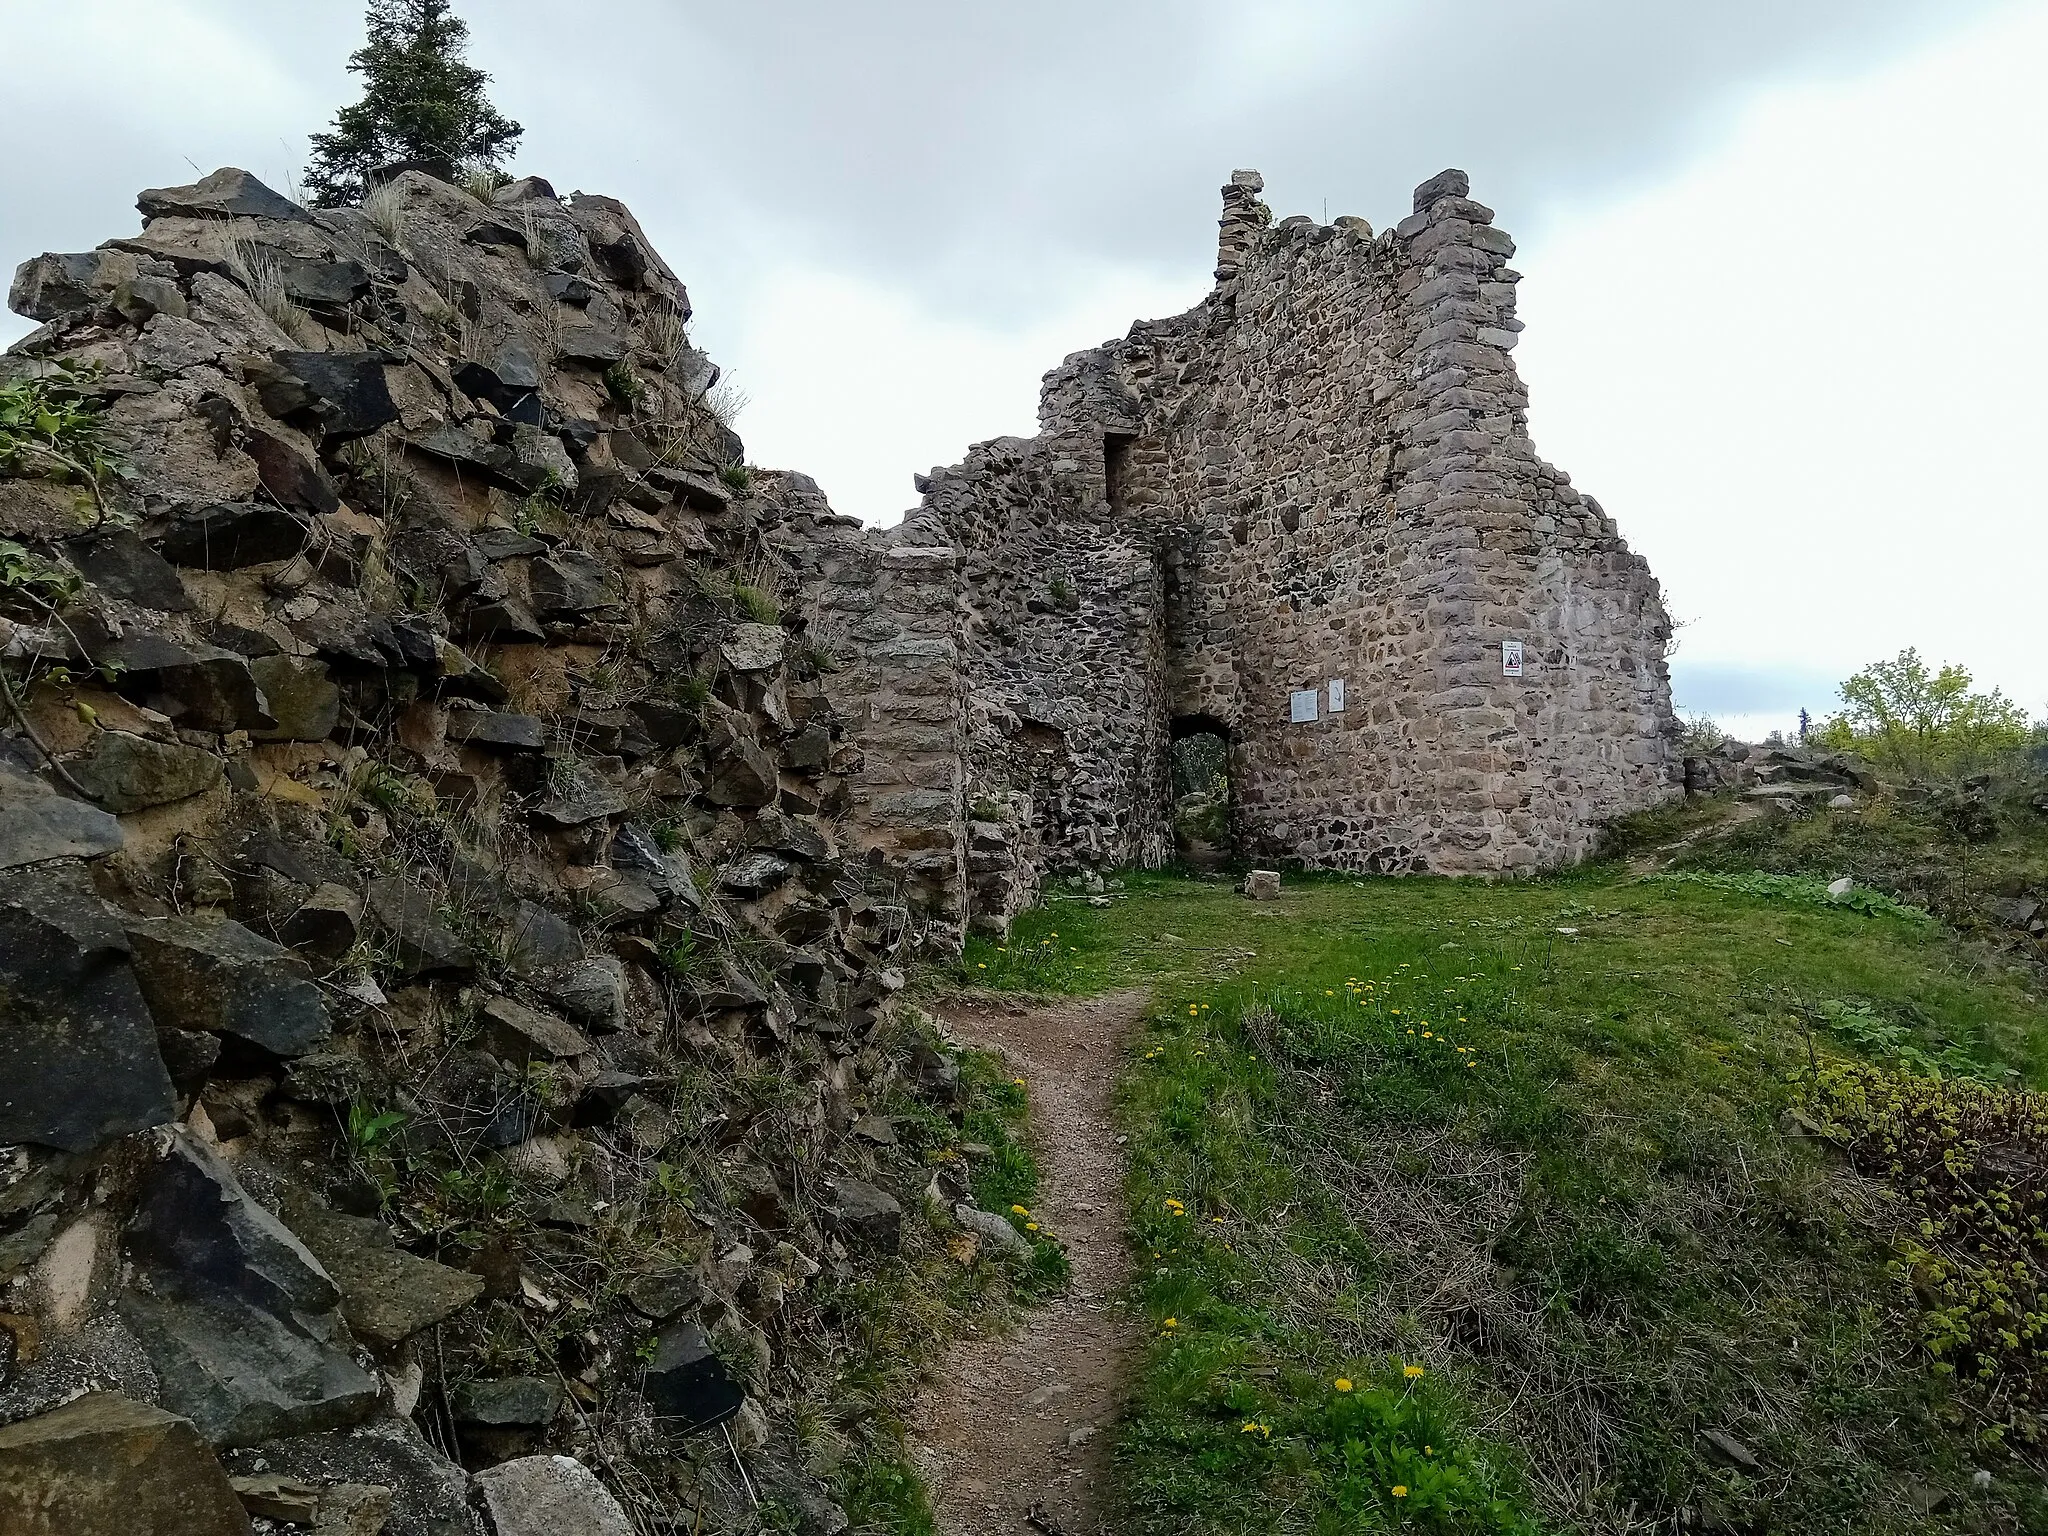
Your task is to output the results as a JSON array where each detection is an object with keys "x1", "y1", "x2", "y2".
[
  {"x1": 72, "y1": 623, "x2": 275, "y2": 733},
  {"x1": 68, "y1": 730, "x2": 224, "y2": 812},
  {"x1": 541, "y1": 958, "x2": 627, "y2": 1034},
  {"x1": 121, "y1": 1130, "x2": 380, "y2": 1447},
  {"x1": 138, "y1": 167, "x2": 309, "y2": 223},
  {"x1": 274, "y1": 881, "x2": 363, "y2": 962},
  {"x1": 720, "y1": 622, "x2": 786, "y2": 672},
  {"x1": 528, "y1": 552, "x2": 618, "y2": 619},
  {"x1": 450, "y1": 1376, "x2": 562, "y2": 1430},
  {"x1": 473, "y1": 1456, "x2": 632, "y2": 1536},
  {"x1": 365, "y1": 878, "x2": 477, "y2": 976},
  {"x1": 283, "y1": 1198, "x2": 484, "y2": 1350},
  {"x1": 477, "y1": 995, "x2": 591, "y2": 1064},
  {"x1": 642, "y1": 1321, "x2": 745, "y2": 1433},
  {"x1": 0, "y1": 865, "x2": 176, "y2": 1151},
  {"x1": 0, "y1": 759, "x2": 124, "y2": 867},
  {"x1": 125, "y1": 913, "x2": 331, "y2": 1058},
  {"x1": 248, "y1": 655, "x2": 341, "y2": 743},
  {"x1": 67, "y1": 527, "x2": 192, "y2": 611},
  {"x1": 221, "y1": 1418, "x2": 474, "y2": 1536},
  {"x1": 825, "y1": 1179, "x2": 903, "y2": 1253},
  {"x1": 247, "y1": 351, "x2": 400, "y2": 440},
  {"x1": 0, "y1": 1391, "x2": 252, "y2": 1536},
  {"x1": 156, "y1": 501, "x2": 314, "y2": 569},
  {"x1": 704, "y1": 736, "x2": 778, "y2": 808},
  {"x1": 445, "y1": 711, "x2": 545, "y2": 752}
]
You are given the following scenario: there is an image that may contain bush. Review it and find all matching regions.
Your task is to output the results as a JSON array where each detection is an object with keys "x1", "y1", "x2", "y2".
[
  {"x1": 1815, "y1": 650, "x2": 2033, "y2": 779},
  {"x1": 1805, "y1": 1063, "x2": 2048, "y2": 1449}
]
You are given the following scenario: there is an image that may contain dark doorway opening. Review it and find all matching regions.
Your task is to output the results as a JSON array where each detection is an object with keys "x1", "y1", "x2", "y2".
[
  {"x1": 1170, "y1": 714, "x2": 1232, "y2": 868},
  {"x1": 1105, "y1": 432, "x2": 1135, "y2": 517}
]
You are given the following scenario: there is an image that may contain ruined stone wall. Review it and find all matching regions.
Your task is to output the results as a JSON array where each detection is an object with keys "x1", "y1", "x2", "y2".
[
  {"x1": 906, "y1": 168, "x2": 1678, "y2": 926},
  {"x1": 0, "y1": 165, "x2": 995, "y2": 1534}
]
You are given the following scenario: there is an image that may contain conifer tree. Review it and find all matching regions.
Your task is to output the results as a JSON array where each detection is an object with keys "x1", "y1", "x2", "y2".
[{"x1": 304, "y1": 0, "x2": 522, "y2": 207}]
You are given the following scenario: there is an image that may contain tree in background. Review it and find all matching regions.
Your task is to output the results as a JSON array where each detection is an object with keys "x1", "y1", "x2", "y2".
[
  {"x1": 1814, "y1": 648, "x2": 2033, "y2": 777},
  {"x1": 304, "y1": 0, "x2": 521, "y2": 207}
]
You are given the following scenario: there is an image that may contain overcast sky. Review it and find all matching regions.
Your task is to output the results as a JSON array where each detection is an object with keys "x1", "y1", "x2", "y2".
[{"x1": 3, "y1": 0, "x2": 2043, "y2": 737}]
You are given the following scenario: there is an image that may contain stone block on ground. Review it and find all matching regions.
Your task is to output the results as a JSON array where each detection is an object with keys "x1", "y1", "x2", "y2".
[
  {"x1": 120, "y1": 1129, "x2": 379, "y2": 1447},
  {"x1": 0, "y1": 865, "x2": 176, "y2": 1151},
  {"x1": 473, "y1": 1455, "x2": 632, "y2": 1536},
  {"x1": 642, "y1": 1321, "x2": 745, "y2": 1433},
  {"x1": 125, "y1": 913, "x2": 331, "y2": 1058},
  {"x1": 283, "y1": 1196, "x2": 485, "y2": 1350},
  {"x1": 0, "y1": 1391, "x2": 252, "y2": 1536},
  {"x1": 1242, "y1": 869, "x2": 1281, "y2": 900},
  {"x1": 0, "y1": 759, "x2": 124, "y2": 868},
  {"x1": 825, "y1": 1178, "x2": 902, "y2": 1252},
  {"x1": 68, "y1": 730, "x2": 224, "y2": 813}
]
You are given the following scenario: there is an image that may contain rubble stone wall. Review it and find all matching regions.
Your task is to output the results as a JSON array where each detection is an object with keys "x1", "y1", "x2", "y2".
[{"x1": 901, "y1": 168, "x2": 1679, "y2": 928}]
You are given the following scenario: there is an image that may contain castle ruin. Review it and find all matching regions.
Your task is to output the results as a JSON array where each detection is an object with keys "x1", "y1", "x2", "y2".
[{"x1": 786, "y1": 168, "x2": 1680, "y2": 942}]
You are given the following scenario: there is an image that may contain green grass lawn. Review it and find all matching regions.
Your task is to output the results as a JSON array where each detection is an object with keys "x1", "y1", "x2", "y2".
[{"x1": 947, "y1": 863, "x2": 2048, "y2": 1534}]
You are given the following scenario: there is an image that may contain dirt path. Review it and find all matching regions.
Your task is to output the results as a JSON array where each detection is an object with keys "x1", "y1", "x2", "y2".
[{"x1": 911, "y1": 988, "x2": 1151, "y2": 1536}]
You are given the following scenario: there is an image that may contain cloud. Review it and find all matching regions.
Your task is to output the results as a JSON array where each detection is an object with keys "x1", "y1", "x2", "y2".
[
  {"x1": 1516, "y1": 3, "x2": 2048, "y2": 719},
  {"x1": 4, "y1": 1, "x2": 2038, "y2": 729}
]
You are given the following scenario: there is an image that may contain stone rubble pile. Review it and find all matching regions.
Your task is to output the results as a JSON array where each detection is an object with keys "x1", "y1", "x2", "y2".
[{"x1": 0, "y1": 164, "x2": 990, "y2": 1534}]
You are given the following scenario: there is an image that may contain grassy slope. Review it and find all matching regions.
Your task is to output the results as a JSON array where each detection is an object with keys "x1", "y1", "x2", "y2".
[{"x1": 951, "y1": 862, "x2": 2048, "y2": 1534}]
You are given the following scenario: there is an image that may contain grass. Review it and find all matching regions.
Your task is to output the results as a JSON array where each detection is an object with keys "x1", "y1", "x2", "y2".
[{"x1": 951, "y1": 864, "x2": 2048, "y2": 1532}]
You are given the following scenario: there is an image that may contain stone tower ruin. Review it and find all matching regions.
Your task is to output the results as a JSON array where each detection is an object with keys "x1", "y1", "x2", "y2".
[{"x1": 785, "y1": 168, "x2": 1680, "y2": 941}]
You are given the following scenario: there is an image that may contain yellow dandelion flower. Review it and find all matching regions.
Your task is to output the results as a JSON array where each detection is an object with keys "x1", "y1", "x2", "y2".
[
  {"x1": 1241, "y1": 1422, "x2": 1259, "y2": 1434},
  {"x1": 1026, "y1": 1222, "x2": 1040, "y2": 1231},
  {"x1": 1162, "y1": 1317, "x2": 1178, "y2": 1330},
  {"x1": 1334, "y1": 1377, "x2": 1353, "y2": 1392},
  {"x1": 1392, "y1": 1485, "x2": 1409, "y2": 1498},
  {"x1": 1011, "y1": 1204, "x2": 1029, "y2": 1215},
  {"x1": 1403, "y1": 1364, "x2": 1425, "y2": 1379}
]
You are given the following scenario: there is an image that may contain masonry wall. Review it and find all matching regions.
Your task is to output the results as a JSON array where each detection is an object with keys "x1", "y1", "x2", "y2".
[{"x1": 893, "y1": 168, "x2": 1678, "y2": 931}]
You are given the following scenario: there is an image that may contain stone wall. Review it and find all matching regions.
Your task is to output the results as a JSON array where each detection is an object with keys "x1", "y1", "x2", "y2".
[
  {"x1": 0, "y1": 165, "x2": 992, "y2": 1534},
  {"x1": 900, "y1": 167, "x2": 1678, "y2": 932}
]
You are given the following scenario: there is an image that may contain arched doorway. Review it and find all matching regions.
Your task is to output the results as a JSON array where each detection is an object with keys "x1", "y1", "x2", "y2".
[{"x1": 1169, "y1": 714, "x2": 1232, "y2": 868}]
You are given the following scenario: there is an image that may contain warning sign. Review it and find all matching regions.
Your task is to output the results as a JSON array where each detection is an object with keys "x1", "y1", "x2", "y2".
[{"x1": 1502, "y1": 640, "x2": 1524, "y2": 678}]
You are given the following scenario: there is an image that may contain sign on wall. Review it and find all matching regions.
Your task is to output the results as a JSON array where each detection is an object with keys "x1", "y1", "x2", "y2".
[
  {"x1": 1289, "y1": 689, "x2": 1320, "y2": 723},
  {"x1": 1502, "y1": 640, "x2": 1524, "y2": 678},
  {"x1": 1327, "y1": 678, "x2": 1345, "y2": 713}
]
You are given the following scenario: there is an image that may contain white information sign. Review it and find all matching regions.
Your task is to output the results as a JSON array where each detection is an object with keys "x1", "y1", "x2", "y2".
[
  {"x1": 1327, "y1": 678, "x2": 1345, "y2": 713},
  {"x1": 1502, "y1": 640, "x2": 1524, "y2": 678},
  {"x1": 1289, "y1": 689, "x2": 1320, "y2": 724}
]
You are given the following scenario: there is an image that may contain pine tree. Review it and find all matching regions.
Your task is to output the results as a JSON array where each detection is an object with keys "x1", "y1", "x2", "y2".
[{"x1": 304, "y1": 0, "x2": 522, "y2": 207}]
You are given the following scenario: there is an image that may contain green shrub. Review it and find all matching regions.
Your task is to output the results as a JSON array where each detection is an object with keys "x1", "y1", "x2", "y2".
[{"x1": 1805, "y1": 1063, "x2": 2048, "y2": 1449}]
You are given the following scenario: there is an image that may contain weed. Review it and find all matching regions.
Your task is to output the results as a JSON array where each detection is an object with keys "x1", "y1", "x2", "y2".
[
  {"x1": 362, "y1": 179, "x2": 407, "y2": 245},
  {"x1": 1646, "y1": 867, "x2": 1934, "y2": 923},
  {"x1": 0, "y1": 539, "x2": 83, "y2": 610},
  {"x1": 719, "y1": 462, "x2": 753, "y2": 492},
  {"x1": 604, "y1": 360, "x2": 645, "y2": 410},
  {"x1": 0, "y1": 374, "x2": 120, "y2": 518},
  {"x1": 732, "y1": 583, "x2": 780, "y2": 626},
  {"x1": 1046, "y1": 574, "x2": 1079, "y2": 612},
  {"x1": 702, "y1": 377, "x2": 751, "y2": 428},
  {"x1": 644, "y1": 298, "x2": 687, "y2": 369},
  {"x1": 347, "y1": 1101, "x2": 407, "y2": 1153},
  {"x1": 458, "y1": 160, "x2": 511, "y2": 203},
  {"x1": 659, "y1": 930, "x2": 704, "y2": 980},
  {"x1": 1806, "y1": 1064, "x2": 2048, "y2": 1450}
]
